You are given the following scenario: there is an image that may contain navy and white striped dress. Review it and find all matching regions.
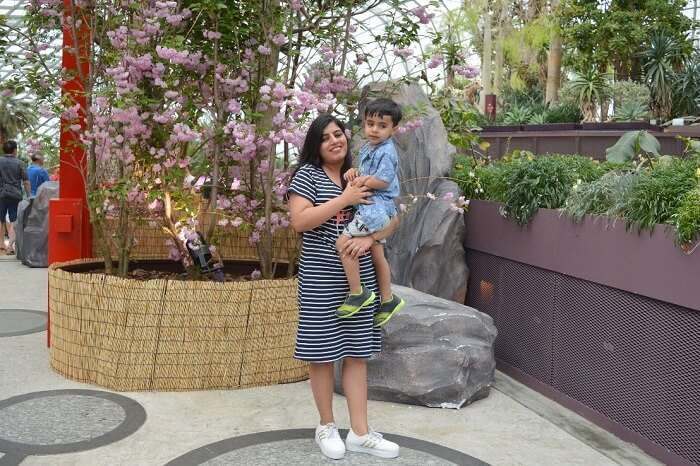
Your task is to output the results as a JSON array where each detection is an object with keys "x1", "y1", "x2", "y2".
[{"x1": 288, "y1": 164, "x2": 382, "y2": 362}]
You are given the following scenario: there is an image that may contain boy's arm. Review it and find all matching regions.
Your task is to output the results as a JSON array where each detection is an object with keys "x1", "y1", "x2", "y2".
[
  {"x1": 360, "y1": 149, "x2": 395, "y2": 190},
  {"x1": 359, "y1": 176, "x2": 389, "y2": 190}
]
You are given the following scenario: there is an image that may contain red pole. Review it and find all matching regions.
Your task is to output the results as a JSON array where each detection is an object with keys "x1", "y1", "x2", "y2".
[{"x1": 48, "y1": 0, "x2": 92, "y2": 347}]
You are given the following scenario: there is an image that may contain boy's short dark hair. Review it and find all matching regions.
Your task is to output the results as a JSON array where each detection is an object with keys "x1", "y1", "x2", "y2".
[
  {"x1": 364, "y1": 98, "x2": 402, "y2": 126},
  {"x1": 2, "y1": 140, "x2": 17, "y2": 154}
]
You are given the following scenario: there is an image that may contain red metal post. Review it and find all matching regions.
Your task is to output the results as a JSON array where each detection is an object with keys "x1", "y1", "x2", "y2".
[{"x1": 48, "y1": 0, "x2": 92, "y2": 346}]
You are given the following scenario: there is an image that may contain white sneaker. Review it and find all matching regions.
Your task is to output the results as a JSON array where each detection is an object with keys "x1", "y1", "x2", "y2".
[
  {"x1": 345, "y1": 428, "x2": 400, "y2": 459},
  {"x1": 315, "y1": 423, "x2": 345, "y2": 460}
]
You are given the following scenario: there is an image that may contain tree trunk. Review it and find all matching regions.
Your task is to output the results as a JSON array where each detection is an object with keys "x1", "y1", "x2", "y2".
[
  {"x1": 600, "y1": 99, "x2": 610, "y2": 121},
  {"x1": 493, "y1": 0, "x2": 509, "y2": 98},
  {"x1": 479, "y1": 4, "x2": 493, "y2": 113},
  {"x1": 545, "y1": 28, "x2": 562, "y2": 104},
  {"x1": 256, "y1": 0, "x2": 282, "y2": 279},
  {"x1": 582, "y1": 101, "x2": 596, "y2": 122}
]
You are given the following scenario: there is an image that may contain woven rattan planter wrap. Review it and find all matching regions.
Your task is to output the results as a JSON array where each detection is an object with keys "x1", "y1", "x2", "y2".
[
  {"x1": 94, "y1": 220, "x2": 298, "y2": 262},
  {"x1": 48, "y1": 259, "x2": 308, "y2": 391}
]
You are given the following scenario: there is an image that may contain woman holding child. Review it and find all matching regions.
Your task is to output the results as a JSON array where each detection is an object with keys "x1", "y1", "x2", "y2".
[{"x1": 287, "y1": 104, "x2": 403, "y2": 460}]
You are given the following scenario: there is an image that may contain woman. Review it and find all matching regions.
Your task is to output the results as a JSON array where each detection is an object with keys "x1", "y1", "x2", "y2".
[{"x1": 287, "y1": 114, "x2": 400, "y2": 460}]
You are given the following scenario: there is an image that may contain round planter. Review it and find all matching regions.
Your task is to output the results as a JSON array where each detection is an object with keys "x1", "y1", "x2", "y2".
[{"x1": 48, "y1": 259, "x2": 308, "y2": 391}]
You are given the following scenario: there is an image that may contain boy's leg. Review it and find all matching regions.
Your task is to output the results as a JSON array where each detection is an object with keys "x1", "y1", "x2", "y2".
[
  {"x1": 336, "y1": 234, "x2": 361, "y2": 294},
  {"x1": 370, "y1": 243, "x2": 392, "y2": 303},
  {"x1": 336, "y1": 233, "x2": 375, "y2": 317}
]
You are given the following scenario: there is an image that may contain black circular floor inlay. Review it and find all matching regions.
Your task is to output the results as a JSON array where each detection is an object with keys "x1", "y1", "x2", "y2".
[
  {"x1": 0, "y1": 450, "x2": 24, "y2": 466},
  {"x1": 0, "y1": 390, "x2": 146, "y2": 456},
  {"x1": 165, "y1": 429, "x2": 490, "y2": 466},
  {"x1": 0, "y1": 309, "x2": 47, "y2": 337}
]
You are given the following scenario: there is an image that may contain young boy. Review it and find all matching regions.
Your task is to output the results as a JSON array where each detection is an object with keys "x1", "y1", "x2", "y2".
[{"x1": 335, "y1": 98, "x2": 405, "y2": 327}]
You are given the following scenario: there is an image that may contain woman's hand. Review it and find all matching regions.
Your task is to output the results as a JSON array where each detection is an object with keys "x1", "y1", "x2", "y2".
[
  {"x1": 352, "y1": 175, "x2": 372, "y2": 187},
  {"x1": 340, "y1": 182, "x2": 372, "y2": 207},
  {"x1": 341, "y1": 236, "x2": 375, "y2": 259}
]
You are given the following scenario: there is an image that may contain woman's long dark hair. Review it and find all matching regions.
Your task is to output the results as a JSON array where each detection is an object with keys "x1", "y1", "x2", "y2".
[{"x1": 291, "y1": 114, "x2": 353, "y2": 188}]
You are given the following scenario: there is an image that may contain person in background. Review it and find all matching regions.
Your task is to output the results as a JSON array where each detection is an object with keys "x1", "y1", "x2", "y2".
[
  {"x1": 49, "y1": 166, "x2": 60, "y2": 182},
  {"x1": 27, "y1": 154, "x2": 50, "y2": 196},
  {"x1": 0, "y1": 140, "x2": 31, "y2": 254}
]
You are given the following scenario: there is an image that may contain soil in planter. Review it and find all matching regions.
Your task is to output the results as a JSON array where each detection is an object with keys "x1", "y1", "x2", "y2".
[{"x1": 67, "y1": 259, "x2": 295, "y2": 282}]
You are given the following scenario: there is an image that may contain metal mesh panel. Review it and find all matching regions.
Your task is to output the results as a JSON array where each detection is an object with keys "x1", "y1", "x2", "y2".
[
  {"x1": 466, "y1": 249, "x2": 700, "y2": 466},
  {"x1": 466, "y1": 250, "x2": 500, "y2": 320},
  {"x1": 467, "y1": 251, "x2": 555, "y2": 384},
  {"x1": 553, "y1": 276, "x2": 700, "y2": 465}
]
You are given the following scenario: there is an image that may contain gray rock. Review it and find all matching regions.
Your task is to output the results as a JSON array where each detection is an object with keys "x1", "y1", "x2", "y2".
[
  {"x1": 356, "y1": 82, "x2": 468, "y2": 303},
  {"x1": 335, "y1": 285, "x2": 497, "y2": 409}
]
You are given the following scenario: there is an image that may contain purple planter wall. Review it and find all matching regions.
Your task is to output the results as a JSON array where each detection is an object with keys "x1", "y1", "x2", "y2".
[
  {"x1": 464, "y1": 200, "x2": 700, "y2": 466},
  {"x1": 479, "y1": 129, "x2": 690, "y2": 160}
]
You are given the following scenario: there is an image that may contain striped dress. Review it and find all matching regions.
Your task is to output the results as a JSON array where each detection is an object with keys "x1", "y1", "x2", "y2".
[{"x1": 288, "y1": 164, "x2": 382, "y2": 362}]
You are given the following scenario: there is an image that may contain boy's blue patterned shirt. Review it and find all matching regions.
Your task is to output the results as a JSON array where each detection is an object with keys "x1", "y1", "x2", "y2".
[{"x1": 355, "y1": 138, "x2": 399, "y2": 228}]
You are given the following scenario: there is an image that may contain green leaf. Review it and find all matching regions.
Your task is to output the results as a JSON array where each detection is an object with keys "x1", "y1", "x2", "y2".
[
  {"x1": 638, "y1": 131, "x2": 660, "y2": 156},
  {"x1": 606, "y1": 131, "x2": 638, "y2": 163}
]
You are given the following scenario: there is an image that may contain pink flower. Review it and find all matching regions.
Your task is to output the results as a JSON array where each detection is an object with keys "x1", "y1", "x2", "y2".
[
  {"x1": 251, "y1": 269, "x2": 262, "y2": 280},
  {"x1": 230, "y1": 178, "x2": 241, "y2": 190},
  {"x1": 203, "y1": 30, "x2": 222, "y2": 40},
  {"x1": 271, "y1": 33, "x2": 286, "y2": 46},
  {"x1": 227, "y1": 99, "x2": 241, "y2": 114},
  {"x1": 411, "y1": 6, "x2": 434, "y2": 24},
  {"x1": 258, "y1": 45, "x2": 271, "y2": 55},
  {"x1": 393, "y1": 47, "x2": 413, "y2": 59},
  {"x1": 452, "y1": 65, "x2": 480, "y2": 78},
  {"x1": 427, "y1": 54, "x2": 443, "y2": 69}
]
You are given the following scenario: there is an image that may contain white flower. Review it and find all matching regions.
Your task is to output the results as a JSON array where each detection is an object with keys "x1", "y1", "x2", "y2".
[
  {"x1": 468, "y1": 171, "x2": 475, "y2": 178},
  {"x1": 426, "y1": 192, "x2": 437, "y2": 200}
]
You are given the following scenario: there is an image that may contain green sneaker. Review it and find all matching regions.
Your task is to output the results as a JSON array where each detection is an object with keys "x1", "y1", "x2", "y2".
[
  {"x1": 373, "y1": 294, "x2": 405, "y2": 327},
  {"x1": 337, "y1": 286, "x2": 376, "y2": 318}
]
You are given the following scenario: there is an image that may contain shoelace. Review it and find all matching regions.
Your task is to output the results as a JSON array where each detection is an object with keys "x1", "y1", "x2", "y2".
[{"x1": 317, "y1": 423, "x2": 339, "y2": 440}]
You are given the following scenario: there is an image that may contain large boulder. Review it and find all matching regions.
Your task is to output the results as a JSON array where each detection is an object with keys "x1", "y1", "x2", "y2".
[
  {"x1": 335, "y1": 285, "x2": 497, "y2": 408},
  {"x1": 356, "y1": 82, "x2": 468, "y2": 303}
]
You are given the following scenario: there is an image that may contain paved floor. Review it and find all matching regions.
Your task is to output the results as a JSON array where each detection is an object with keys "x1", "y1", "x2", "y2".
[{"x1": 0, "y1": 258, "x2": 661, "y2": 466}]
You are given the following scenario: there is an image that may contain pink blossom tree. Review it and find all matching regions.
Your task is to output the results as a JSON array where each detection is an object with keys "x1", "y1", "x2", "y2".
[{"x1": 1, "y1": 0, "x2": 470, "y2": 279}]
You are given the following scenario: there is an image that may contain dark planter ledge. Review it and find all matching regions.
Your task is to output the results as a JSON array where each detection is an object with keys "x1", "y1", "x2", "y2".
[{"x1": 464, "y1": 200, "x2": 699, "y2": 312}]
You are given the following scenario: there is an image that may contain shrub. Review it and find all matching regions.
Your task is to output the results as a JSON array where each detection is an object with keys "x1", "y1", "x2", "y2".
[
  {"x1": 562, "y1": 170, "x2": 639, "y2": 222},
  {"x1": 613, "y1": 101, "x2": 650, "y2": 122},
  {"x1": 612, "y1": 80, "x2": 651, "y2": 113},
  {"x1": 544, "y1": 102, "x2": 583, "y2": 123},
  {"x1": 673, "y1": 188, "x2": 700, "y2": 246},
  {"x1": 498, "y1": 154, "x2": 607, "y2": 224},
  {"x1": 621, "y1": 158, "x2": 699, "y2": 230},
  {"x1": 502, "y1": 105, "x2": 533, "y2": 125}
]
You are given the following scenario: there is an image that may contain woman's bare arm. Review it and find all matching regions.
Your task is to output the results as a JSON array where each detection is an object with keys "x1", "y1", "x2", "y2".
[
  {"x1": 288, "y1": 183, "x2": 371, "y2": 233},
  {"x1": 288, "y1": 194, "x2": 348, "y2": 232}
]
